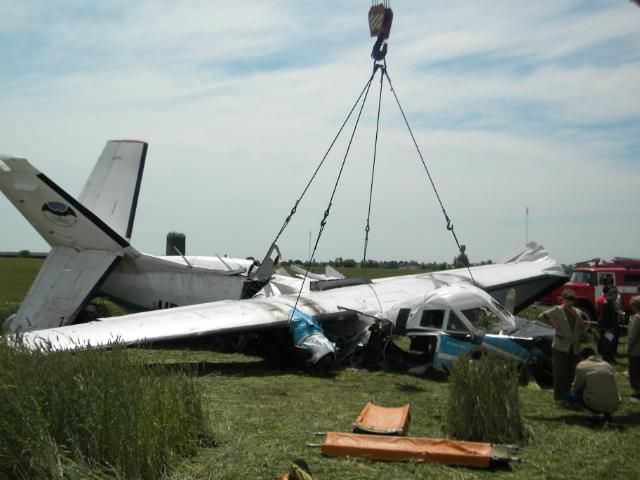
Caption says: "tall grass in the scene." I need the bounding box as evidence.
[0,341,207,480]
[444,353,526,444]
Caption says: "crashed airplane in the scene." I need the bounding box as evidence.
[0,141,299,332]
[17,242,565,382]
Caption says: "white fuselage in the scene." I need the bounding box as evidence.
[100,252,301,312]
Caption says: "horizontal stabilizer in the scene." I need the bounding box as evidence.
[0,156,130,250]
[79,140,147,240]
[4,247,121,331]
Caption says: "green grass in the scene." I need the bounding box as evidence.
[1,258,640,479]
[0,342,207,480]
[0,258,43,302]
[155,347,640,479]
[0,257,44,320]
[445,353,526,444]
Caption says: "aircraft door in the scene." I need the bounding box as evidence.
[394,308,410,334]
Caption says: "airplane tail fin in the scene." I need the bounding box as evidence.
[78,140,147,240]
[0,142,148,331]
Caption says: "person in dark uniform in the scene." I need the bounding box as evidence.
[598,287,620,363]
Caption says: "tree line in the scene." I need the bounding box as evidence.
[286,254,494,271]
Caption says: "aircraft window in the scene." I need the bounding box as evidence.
[446,312,468,333]
[461,307,509,334]
[420,310,444,329]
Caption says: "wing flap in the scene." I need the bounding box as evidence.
[7,247,121,331]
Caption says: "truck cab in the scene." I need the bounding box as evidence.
[540,258,640,321]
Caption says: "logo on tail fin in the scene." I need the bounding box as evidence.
[42,202,78,227]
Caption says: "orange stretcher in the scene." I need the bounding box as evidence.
[319,432,518,468]
[352,402,410,435]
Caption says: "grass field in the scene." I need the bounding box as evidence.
[1,257,639,479]
[0,257,43,320]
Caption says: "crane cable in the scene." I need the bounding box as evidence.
[362,62,385,263]
[264,2,476,314]
[259,66,380,274]
[382,66,476,285]
[289,63,380,320]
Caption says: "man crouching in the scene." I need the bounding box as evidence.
[569,347,621,422]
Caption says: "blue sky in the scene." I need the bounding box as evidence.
[1,0,639,264]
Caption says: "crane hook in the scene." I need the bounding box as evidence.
[368,2,393,61]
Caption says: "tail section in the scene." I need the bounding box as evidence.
[3,247,121,331]
[0,155,129,251]
[79,140,147,240]
[0,141,147,331]
[0,139,147,251]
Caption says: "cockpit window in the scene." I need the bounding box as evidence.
[446,312,469,333]
[420,310,444,329]
[492,299,512,318]
[461,306,512,334]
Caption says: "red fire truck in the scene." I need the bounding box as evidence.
[540,258,640,321]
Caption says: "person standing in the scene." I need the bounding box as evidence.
[596,286,609,323]
[599,287,620,363]
[628,295,640,403]
[539,289,586,404]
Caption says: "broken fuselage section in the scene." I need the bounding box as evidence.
[384,285,554,384]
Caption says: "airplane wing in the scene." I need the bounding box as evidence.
[78,140,147,240]
[14,242,566,348]
[5,247,121,331]
[433,242,567,312]
[18,278,394,351]
[19,295,296,351]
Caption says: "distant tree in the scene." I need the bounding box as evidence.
[18,250,31,258]
[342,258,357,268]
